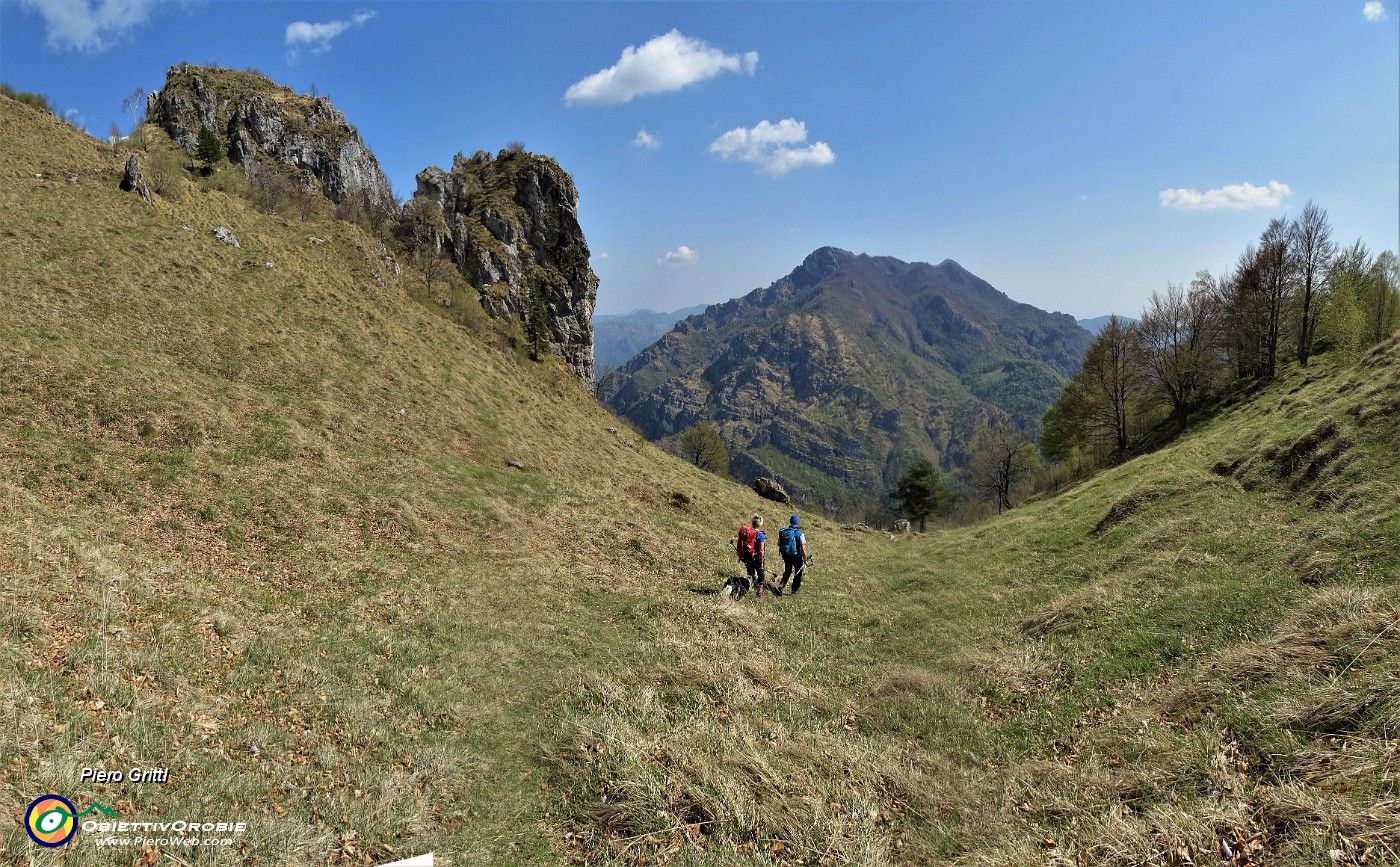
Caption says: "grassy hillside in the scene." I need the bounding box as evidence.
[3,93,1398,867]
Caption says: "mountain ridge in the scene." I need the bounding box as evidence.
[600,247,1092,514]
[593,304,708,376]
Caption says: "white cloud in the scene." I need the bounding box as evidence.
[632,129,662,150]
[657,246,700,267]
[1363,1,1389,20]
[1158,180,1293,210]
[17,0,160,52]
[565,29,758,106]
[709,118,836,177]
[286,8,376,59]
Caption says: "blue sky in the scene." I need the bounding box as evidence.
[2,1,1396,317]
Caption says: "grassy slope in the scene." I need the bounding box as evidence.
[3,96,1398,867]
[0,97,782,865]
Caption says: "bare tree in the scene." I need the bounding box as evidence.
[402,198,451,292]
[120,87,147,151]
[969,417,1039,514]
[1136,277,1222,427]
[1213,244,1277,380]
[421,250,453,294]
[1253,217,1297,378]
[291,178,319,221]
[1079,315,1144,453]
[245,161,293,214]
[1291,201,1337,366]
[1366,251,1400,346]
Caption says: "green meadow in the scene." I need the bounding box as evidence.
[2,95,1397,866]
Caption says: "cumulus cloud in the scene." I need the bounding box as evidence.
[1363,1,1389,21]
[565,29,758,105]
[709,118,836,177]
[16,0,162,52]
[1158,180,1293,210]
[657,246,700,267]
[632,128,662,150]
[286,9,376,59]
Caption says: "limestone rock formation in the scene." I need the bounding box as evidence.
[120,154,153,206]
[146,65,598,387]
[405,148,598,383]
[753,477,791,504]
[147,65,395,214]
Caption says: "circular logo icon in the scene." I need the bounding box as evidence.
[25,795,78,847]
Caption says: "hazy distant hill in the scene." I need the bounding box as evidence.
[594,304,708,375]
[1077,313,1139,334]
[599,247,1093,514]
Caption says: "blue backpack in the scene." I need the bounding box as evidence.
[778,526,801,557]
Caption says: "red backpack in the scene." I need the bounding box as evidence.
[736,525,758,562]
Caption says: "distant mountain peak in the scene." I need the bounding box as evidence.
[599,249,1094,513]
[790,246,857,288]
[935,259,974,281]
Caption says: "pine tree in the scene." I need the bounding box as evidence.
[526,283,551,361]
[195,125,223,174]
[891,459,955,531]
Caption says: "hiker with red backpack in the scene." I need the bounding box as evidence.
[776,514,809,596]
[736,514,767,598]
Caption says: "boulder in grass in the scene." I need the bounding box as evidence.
[753,477,790,504]
[120,154,154,206]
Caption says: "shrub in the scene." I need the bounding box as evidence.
[1,83,54,114]
[145,150,186,200]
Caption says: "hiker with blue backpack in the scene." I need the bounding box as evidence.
[736,514,767,598]
[776,514,810,596]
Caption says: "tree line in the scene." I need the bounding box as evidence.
[1042,201,1397,474]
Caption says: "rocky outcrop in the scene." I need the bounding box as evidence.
[753,477,791,504]
[146,65,598,386]
[147,65,395,214]
[406,149,598,383]
[120,154,153,206]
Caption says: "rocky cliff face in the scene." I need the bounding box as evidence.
[148,65,395,214]
[600,248,1092,515]
[147,65,599,387]
[408,149,598,383]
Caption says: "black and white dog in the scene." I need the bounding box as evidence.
[720,575,752,598]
